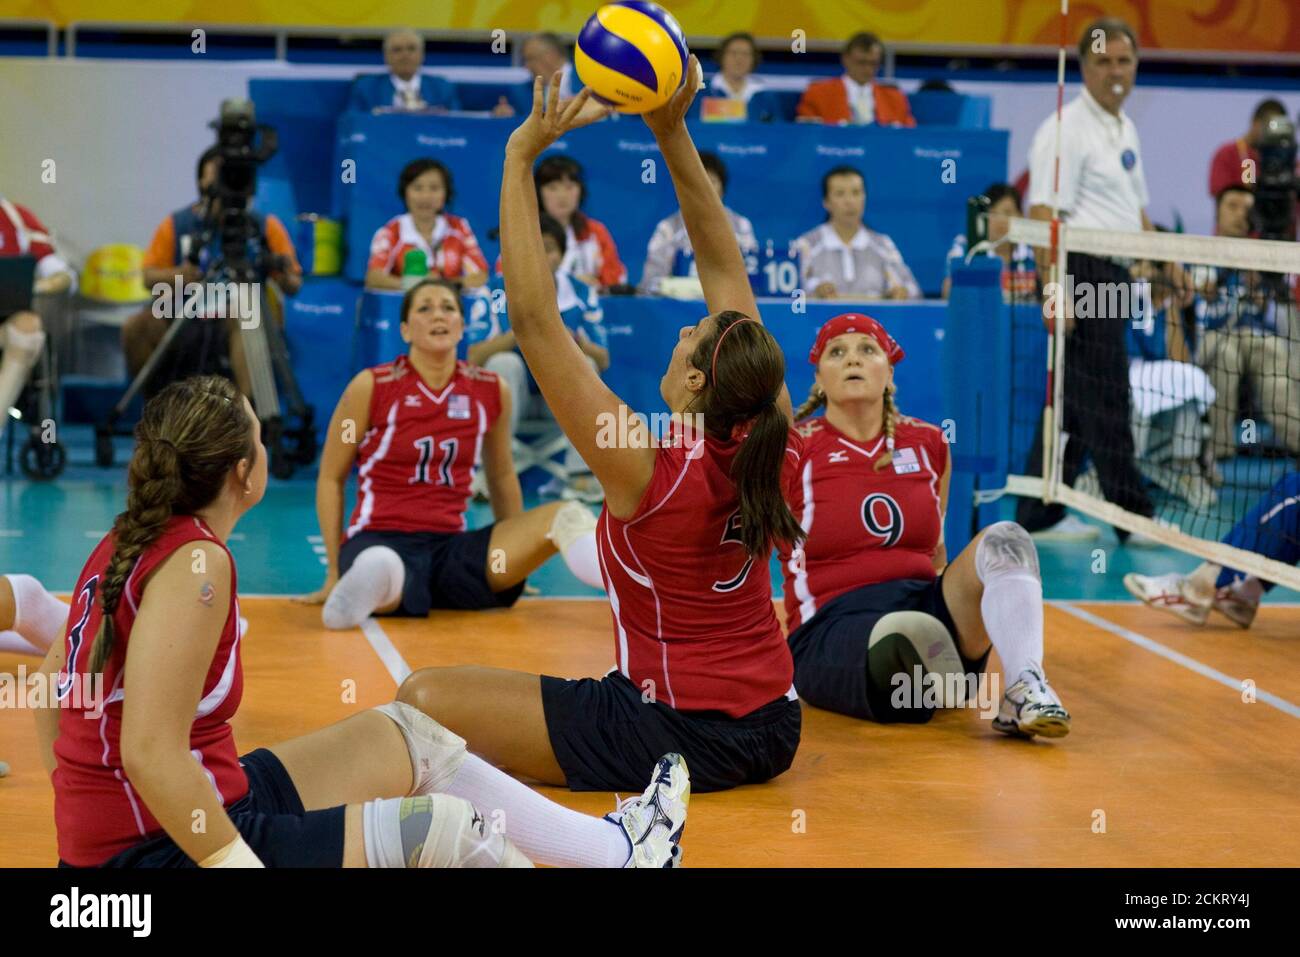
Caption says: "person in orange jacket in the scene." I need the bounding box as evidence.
[796,33,915,128]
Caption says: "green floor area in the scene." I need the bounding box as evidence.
[2,426,1295,603]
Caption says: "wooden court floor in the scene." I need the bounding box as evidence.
[2,598,1298,867]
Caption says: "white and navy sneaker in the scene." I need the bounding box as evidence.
[607,753,690,868]
[993,667,1071,739]
[1123,571,1210,625]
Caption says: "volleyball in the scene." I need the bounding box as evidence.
[574,1,690,113]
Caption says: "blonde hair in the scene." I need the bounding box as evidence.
[794,380,899,471]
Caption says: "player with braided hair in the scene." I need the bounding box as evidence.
[30,374,678,868]
[780,314,1071,737]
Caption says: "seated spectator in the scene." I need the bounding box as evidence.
[639,151,757,294]
[708,32,765,104]
[1208,98,1285,199]
[490,32,578,118]
[467,214,609,502]
[796,32,915,127]
[942,183,1037,300]
[1194,186,1300,463]
[0,194,75,441]
[122,146,303,398]
[796,166,920,300]
[532,155,626,290]
[366,158,489,291]
[1125,260,1217,509]
[348,29,460,113]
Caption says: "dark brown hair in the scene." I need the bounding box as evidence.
[1077,17,1138,62]
[687,311,805,556]
[399,278,464,324]
[717,32,761,70]
[88,376,256,674]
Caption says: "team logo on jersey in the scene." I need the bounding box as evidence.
[448,394,471,420]
[828,449,850,463]
[861,493,904,548]
[403,394,422,408]
[891,447,920,475]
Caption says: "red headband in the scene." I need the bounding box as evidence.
[710,316,760,384]
[808,313,905,366]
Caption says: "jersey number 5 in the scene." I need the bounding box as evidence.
[411,436,458,486]
[57,577,98,700]
[712,510,756,593]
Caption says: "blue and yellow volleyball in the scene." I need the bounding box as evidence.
[574,1,689,114]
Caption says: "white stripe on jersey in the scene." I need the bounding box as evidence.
[626,437,705,526]
[793,458,817,628]
[195,598,242,719]
[100,673,147,837]
[466,399,488,533]
[347,399,400,538]
[596,518,631,678]
[192,748,224,804]
[919,445,942,529]
[618,522,673,709]
[837,434,885,460]
[414,378,456,405]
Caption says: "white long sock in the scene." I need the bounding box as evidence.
[0,630,42,656]
[322,546,404,630]
[980,573,1043,681]
[444,754,628,868]
[0,326,44,440]
[559,532,603,589]
[6,574,69,654]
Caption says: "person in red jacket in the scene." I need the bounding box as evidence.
[1207,98,1286,199]
[796,33,915,128]
[533,155,627,290]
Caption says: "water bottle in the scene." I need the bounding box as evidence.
[401,249,429,290]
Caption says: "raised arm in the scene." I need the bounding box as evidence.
[642,56,792,422]
[500,76,657,517]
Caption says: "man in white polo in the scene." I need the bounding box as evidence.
[1016,16,1165,545]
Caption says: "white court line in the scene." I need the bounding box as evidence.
[0,530,23,537]
[359,618,411,686]
[1053,601,1300,720]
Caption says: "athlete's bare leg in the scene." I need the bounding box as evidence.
[397,665,565,784]
[938,534,993,662]
[484,501,565,592]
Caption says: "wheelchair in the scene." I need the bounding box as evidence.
[3,323,66,481]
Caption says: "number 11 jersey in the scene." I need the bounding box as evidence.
[346,355,501,537]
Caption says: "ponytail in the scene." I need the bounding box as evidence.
[88,376,255,674]
[793,382,826,421]
[690,312,805,556]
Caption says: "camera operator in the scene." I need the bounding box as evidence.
[121,144,302,396]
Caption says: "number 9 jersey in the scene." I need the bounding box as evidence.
[346,355,501,537]
[779,415,948,632]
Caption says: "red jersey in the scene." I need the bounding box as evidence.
[780,415,948,633]
[53,515,246,867]
[367,212,488,280]
[596,426,803,718]
[347,356,501,537]
[0,197,58,264]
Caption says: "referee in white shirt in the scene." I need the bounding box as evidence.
[1017,17,1169,542]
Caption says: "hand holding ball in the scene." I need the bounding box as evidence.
[575,1,690,114]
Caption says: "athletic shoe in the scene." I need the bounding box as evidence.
[1172,469,1218,511]
[546,499,596,554]
[1030,515,1100,542]
[1213,585,1259,629]
[1122,571,1210,624]
[607,753,690,868]
[993,666,1071,739]
[1073,464,1103,500]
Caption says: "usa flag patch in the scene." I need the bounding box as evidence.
[891,446,921,475]
[448,394,471,420]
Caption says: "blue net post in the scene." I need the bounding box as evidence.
[943,257,1011,559]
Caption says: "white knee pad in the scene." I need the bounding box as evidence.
[975,521,1040,583]
[869,611,967,708]
[373,700,467,796]
[362,793,533,868]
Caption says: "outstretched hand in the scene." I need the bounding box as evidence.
[505,72,613,160]
[641,54,703,139]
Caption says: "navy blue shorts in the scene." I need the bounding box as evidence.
[786,576,991,722]
[72,749,346,868]
[540,670,802,794]
[340,525,524,617]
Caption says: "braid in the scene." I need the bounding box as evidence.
[873,385,899,472]
[86,375,254,675]
[793,382,827,422]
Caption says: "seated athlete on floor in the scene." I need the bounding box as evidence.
[299,278,604,629]
[396,67,807,800]
[1124,470,1300,628]
[26,375,683,868]
[779,314,1071,737]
